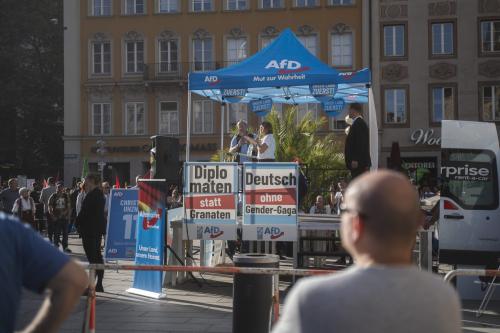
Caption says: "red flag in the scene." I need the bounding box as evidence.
[115,175,121,188]
[43,179,48,188]
[55,171,60,183]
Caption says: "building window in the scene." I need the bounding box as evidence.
[260,0,283,9]
[193,100,213,134]
[295,0,318,7]
[92,0,112,16]
[383,24,405,58]
[431,86,455,123]
[329,116,348,130]
[158,39,178,72]
[431,22,454,56]
[482,85,500,121]
[331,32,353,67]
[329,0,353,5]
[226,38,247,65]
[227,104,247,132]
[92,103,111,135]
[192,38,213,71]
[158,0,179,13]
[481,20,500,54]
[126,40,144,73]
[159,101,179,135]
[384,88,407,124]
[192,0,212,11]
[226,0,247,10]
[92,42,111,75]
[298,35,317,56]
[297,104,319,124]
[125,102,145,135]
[125,0,144,14]
[261,36,276,49]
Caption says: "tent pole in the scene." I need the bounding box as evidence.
[186,91,192,162]
[220,103,225,162]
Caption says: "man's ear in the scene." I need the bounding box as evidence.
[350,216,364,243]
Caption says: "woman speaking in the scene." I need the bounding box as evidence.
[245,121,275,162]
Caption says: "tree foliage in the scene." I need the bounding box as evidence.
[0,0,63,178]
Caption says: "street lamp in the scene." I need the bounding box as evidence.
[96,138,107,181]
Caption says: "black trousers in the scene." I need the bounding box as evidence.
[46,212,55,243]
[350,167,369,180]
[82,234,104,287]
[53,218,69,249]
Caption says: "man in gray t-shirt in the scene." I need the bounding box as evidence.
[0,178,19,213]
[273,170,461,333]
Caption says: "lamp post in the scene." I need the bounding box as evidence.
[96,138,107,181]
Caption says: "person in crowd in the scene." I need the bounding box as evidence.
[102,181,111,219]
[333,180,348,215]
[0,178,19,213]
[69,182,81,234]
[30,182,44,232]
[75,181,86,217]
[273,170,462,333]
[229,120,256,163]
[245,121,276,162]
[327,183,337,209]
[76,174,106,292]
[12,187,37,229]
[309,195,330,214]
[0,213,88,333]
[40,177,57,243]
[48,183,72,252]
[167,187,183,209]
[344,103,371,179]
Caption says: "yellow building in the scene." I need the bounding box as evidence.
[63,0,367,185]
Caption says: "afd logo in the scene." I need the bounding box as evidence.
[265,59,310,74]
[204,75,220,86]
[339,72,355,80]
[113,191,124,198]
[258,227,285,240]
[142,208,163,230]
[201,226,224,239]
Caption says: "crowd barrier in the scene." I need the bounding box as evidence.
[81,264,334,333]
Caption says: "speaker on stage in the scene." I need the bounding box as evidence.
[150,136,180,183]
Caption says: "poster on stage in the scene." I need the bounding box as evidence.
[183,162,238,241]
[104,188,138,261]
[243,162,298,241]
[127,179,167,299]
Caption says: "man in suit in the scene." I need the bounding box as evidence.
[344,103,371,179]
[76,174,106,292]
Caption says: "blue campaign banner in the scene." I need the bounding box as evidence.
[322,98,345,116]
[104,189,139,261]
[249,98,273,117]
[128,179,167,299]
[242,162,298,242]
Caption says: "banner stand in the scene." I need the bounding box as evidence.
[126,287,166,300]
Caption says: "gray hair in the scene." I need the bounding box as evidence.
[19,187,29,195]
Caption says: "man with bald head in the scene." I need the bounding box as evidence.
[273,170,461,333]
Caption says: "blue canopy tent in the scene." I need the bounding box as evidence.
[186,28,377,166]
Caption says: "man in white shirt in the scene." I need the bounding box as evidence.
[273,170,462,333]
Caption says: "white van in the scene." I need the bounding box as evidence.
[439,120,500,265]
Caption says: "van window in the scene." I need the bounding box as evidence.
[441,149,498,210]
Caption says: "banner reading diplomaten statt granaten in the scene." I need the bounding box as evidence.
[127,179,167,299]
[243,162,298,241]
[183,162,238,241]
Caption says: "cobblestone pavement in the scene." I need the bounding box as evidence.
[14,234,500,332]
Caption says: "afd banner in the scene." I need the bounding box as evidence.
[104,188,139,261]
[183,162,238,240]
[243,162,298,241]
[127,179,167,299]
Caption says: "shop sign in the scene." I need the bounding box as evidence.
[410,129,441,146]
